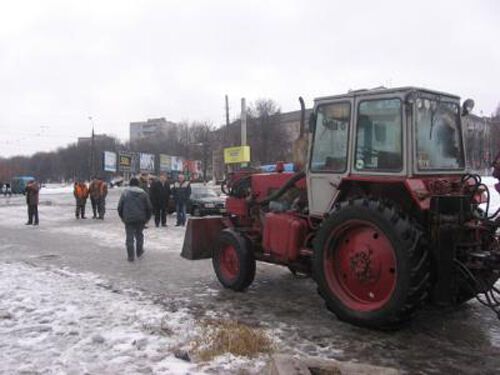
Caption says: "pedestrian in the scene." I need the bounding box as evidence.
[24,179,40,225]
[73,179,89,219]
[172,174,191,227]
[149,173,171,227]
[139,173,150,193]
[5,183,12,197]
[117,177,153,262]
[88,176,99,219]
[96,177,108,219]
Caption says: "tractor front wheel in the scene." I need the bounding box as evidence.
[313,199,430,329]
[213,229,256,291]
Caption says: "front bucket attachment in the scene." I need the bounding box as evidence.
[181,216,226,260]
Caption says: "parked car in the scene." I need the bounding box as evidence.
[167,184,226,216]
[189,184,226,216]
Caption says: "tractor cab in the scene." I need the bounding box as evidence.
[307,87,470,215]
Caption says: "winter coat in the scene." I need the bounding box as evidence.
[117,186,153,224]
[89,180,107,199]
[74,183,89,204]
[25,183,40,206]
[172,181,191,204]
[149,180,171,208]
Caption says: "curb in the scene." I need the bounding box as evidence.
[268,354,400,375]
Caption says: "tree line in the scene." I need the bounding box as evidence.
[0,98,287,183]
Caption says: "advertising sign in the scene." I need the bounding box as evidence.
[224,146,251,164]
[103,151,117,172]
[184,160,202,179]
[159,154,172,172]
[171,156,184,172]
[139,153,155,172]
[118,153,132,172]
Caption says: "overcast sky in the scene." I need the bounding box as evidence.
[1,0,498,157]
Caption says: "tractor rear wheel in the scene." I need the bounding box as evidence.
[212,229,256,291]
[313,199,430,329]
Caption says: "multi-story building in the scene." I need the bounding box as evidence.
[463,114,493,173]
[129,118,176,143]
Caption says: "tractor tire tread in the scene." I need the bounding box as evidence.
[313,198,430,329]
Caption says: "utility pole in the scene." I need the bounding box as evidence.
[241,97,247,146]
[225,95,230,127]
[89,116,96,179]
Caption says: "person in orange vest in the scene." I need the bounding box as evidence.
[73,179,89,219]
[96,177,108,220]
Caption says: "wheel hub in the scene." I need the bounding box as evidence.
[219,244,240,280]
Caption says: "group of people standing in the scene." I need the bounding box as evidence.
[117,173,192,261]
[73,177,108,219]
[20,172,192,262]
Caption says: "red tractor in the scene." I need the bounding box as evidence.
[182,87,500,329]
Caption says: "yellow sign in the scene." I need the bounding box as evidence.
[224,146,251,164]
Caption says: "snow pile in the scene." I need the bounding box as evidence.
[0,262,200,374]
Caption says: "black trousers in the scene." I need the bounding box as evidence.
[90,197,97,217]
[27,205,39,224]
[154,206,167,226]
[97,198,106,218]
[125,222,145,259]
[76,203,86,218]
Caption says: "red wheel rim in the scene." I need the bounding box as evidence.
[323,220,397,312]
[219,244,240,280]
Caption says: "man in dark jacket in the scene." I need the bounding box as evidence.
[25,179,40,225]
[88,177,99,218]
[149,173,171,227]
[172,174,191,227]
[117,177,153,261]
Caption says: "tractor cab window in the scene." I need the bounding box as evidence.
[310,102,351,172]
[415,99,465,170]
[355,98,402,172]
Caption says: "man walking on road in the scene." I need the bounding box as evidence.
[149,173,171,227]
[24,179,40,225]
[73,179,89,219]
[172,174,191,227]
[117,177,153,262]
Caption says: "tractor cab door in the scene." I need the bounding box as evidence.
[307,100,353,216]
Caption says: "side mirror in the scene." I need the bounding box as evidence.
[462,98,475,116]
[308,113,316,133]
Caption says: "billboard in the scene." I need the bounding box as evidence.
[118,153,133,172]
[103,151,117,172]
[159,154,172,172]
[224,146,251,164]
[139,153,155,172]
[171,156,184,172]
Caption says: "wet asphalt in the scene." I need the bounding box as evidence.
[0,189,499,374]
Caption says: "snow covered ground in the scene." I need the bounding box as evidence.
[0,262,197,374]
[0,186,274,374]
[0,261,272,374]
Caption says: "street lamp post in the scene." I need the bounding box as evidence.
[88,116,96,179]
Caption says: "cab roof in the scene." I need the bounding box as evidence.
[314,86,461,103]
